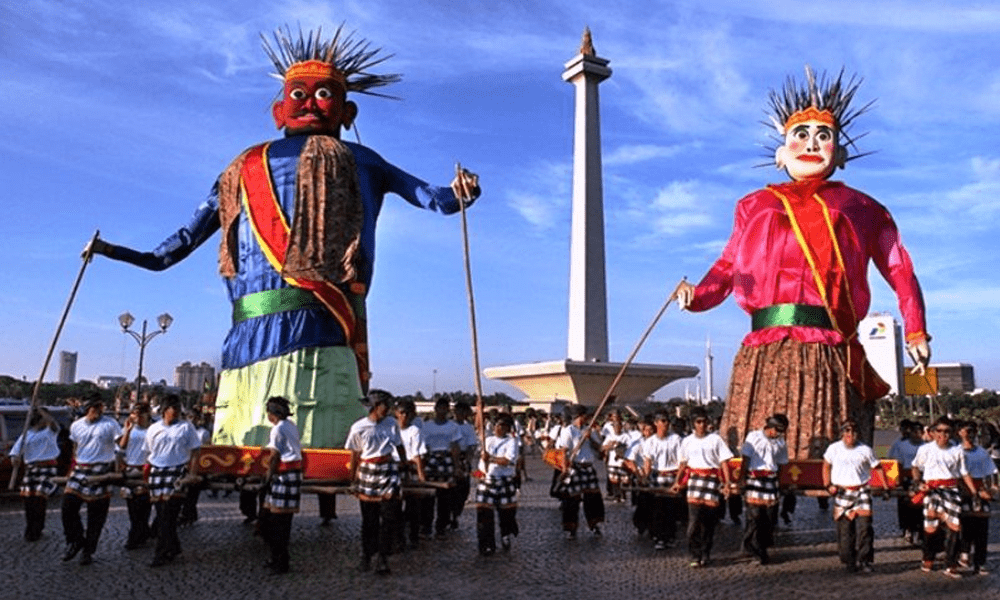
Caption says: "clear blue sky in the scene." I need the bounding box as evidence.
[2,0,998,398]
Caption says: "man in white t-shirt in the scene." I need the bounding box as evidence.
[822,418,882,574]
[957,420,999,575]
[737,413,789,565]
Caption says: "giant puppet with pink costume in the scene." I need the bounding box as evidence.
[674,67,930,459]
[87,25,481,450]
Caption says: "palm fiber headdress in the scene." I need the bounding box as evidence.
[765,66,874,163]
[261,24,402,98]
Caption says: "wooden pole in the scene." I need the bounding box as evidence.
[454,163,487,451]
[9,230,100,490]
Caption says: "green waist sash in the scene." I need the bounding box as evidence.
[232,288,322,324]
[751,304,832,331]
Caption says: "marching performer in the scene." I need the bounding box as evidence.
[9,407,61,542]
[554,405,605,538]
[85,24,481,451]
[736,414,789,565]
[117,402,153,550]
[641,411,682,550]
[394,399,426,550]
[61,394,122,566]
[346,390,406,575]
[475,414,520,555]
[260,397,303,574]
[420,397,463,539]
[674,67,929,458]
[144,395,203,567]
[956,420,999,575]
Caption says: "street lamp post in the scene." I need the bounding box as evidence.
[119,311,173,402]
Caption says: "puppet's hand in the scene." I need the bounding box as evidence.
[82,237,112,260]
[672,279,695,310]
[451,168,480,205]
[907,339,931,375]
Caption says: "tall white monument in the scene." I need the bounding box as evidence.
[484,29,697,406]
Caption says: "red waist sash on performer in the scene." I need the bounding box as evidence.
[749,470,777,478]
[361,455,393,464]
[689,468,720,478]
[927,478,958,488]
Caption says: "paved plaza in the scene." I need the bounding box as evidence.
[2,452,998,600]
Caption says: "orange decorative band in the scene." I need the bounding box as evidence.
[784,107,836,130]
[285,60,346,86]
[906,331,929,343]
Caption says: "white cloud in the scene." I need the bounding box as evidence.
[505,161,572,230]
[604,143,684,166]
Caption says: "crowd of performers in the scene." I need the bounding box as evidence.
[10,393,999,578]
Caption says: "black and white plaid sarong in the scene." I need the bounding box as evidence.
[923,484,962,531]
[833,486,872,520]
[425,451,455,482]
[265,469,302,513]
[20,462,59,497]
[554,462,600,498]
[147,464,187,502]
[607,464,629,483]
[651,470,677,489]
[744,473,780,506]
[475,475,519,508]
[686,472,722,506]
[356,460,400,499]
[65,462,114,500]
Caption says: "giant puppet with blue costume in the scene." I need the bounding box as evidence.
[87,25,481,449]
[673,67,930,459]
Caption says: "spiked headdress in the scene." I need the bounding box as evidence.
[765,66,874,163]
[261,24,402,98]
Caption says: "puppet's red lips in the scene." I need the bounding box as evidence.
[795,154,824,163]
[291,112,321,122]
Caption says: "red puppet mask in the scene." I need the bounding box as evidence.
[271,60,357,136]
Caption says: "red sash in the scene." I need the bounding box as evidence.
[240,143,370,389]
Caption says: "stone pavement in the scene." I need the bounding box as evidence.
[2,453,997,600]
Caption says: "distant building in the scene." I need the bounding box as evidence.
[858,313,906,396]
[931,363,976,394]
[58,351,77,384]
[96,375,128,389]
[174,361,215,392]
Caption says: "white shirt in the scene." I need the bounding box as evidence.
[70,415,122,464]
[481,434,519,479]
[644,433,682,472]
[398,423,426,462]
[913,441,967,481]
[118,425,149,466]
[422,419,462,453]
[10,427,60,463]
[145,419,202,468]
[603,431,631,468]
[679,432,733,470]
[741,430,789,472]
[823,440,879,486]
[267,419,302,463]
[345,415,402,460]
[456,421,479,452]
[556,424,601,464]
[626,434,651,464]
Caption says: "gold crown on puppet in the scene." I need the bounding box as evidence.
[764,65,875,163]
[261,24,402,98]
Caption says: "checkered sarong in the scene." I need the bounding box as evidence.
[20,462,58,497]
[65,462,114,500]
[356,460,400,500]
[923,485,962,531]
[119,466,148,499]
[554,462,600,497]
[147,464,187,502]
[475,475,519,508]
[651,470,677,488]
[686,472,722,507]
[265,469,302,513]
[833,486,872,520]
[744,473,780,506]
[607,464,629,483]
[425,451,455,482]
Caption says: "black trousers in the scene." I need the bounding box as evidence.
[959,514,989,567]
[650,495,677,542]
[360,498,400,558]
[61,494,110,554]
[318,493,337,520]
[923,527,960,566]
[23,495,48,539]
[401,495,422,544]
[835,515,873,566]
[153,496,184,561]
[453,475,471,522]
[743,502,778,554]
[633,491,652,535]
[260,510,294,569]
[125,493,152,546]
[561,491,604,531]
[239,489,258,520]
[476,506,518,553]
[421,487,453,534]
[686,503,719,562]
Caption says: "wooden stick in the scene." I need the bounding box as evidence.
[566,286,680,467]
[8,230,100,491]
[454,163,487,452]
